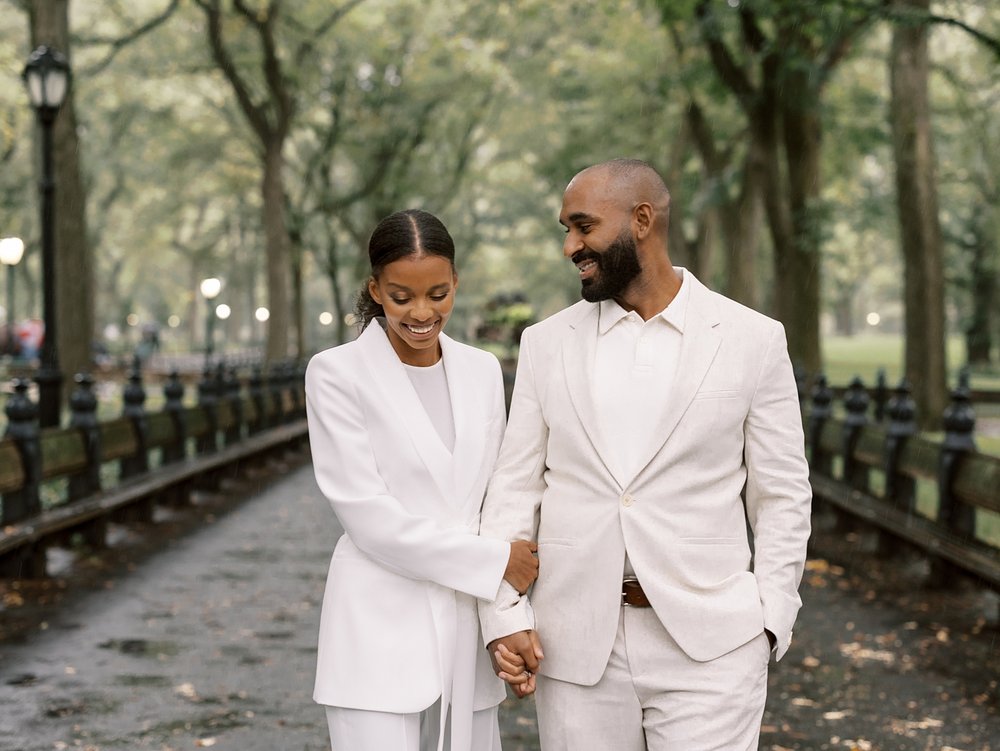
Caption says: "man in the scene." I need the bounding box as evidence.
[478,159,812,750]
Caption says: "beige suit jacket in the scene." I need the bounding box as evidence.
[479,271,812,686]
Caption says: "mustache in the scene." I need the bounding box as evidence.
[571,250,601,266]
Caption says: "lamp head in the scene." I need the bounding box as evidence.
[200,277,222,300]
[22,46,71,111]
[0,237,25,266]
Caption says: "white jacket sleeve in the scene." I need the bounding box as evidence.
[305,356,510,601]
[743,323,813,660]
[478,332,547,642]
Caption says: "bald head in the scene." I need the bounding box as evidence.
[571,159,672,236]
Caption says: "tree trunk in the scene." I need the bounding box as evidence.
[28,0,94,387]
[776,50,823,375]
[965,236,996,365]
[889,0,949,427]
[751,82,815,370]
[720,138,764,309]
[262,139,290,363]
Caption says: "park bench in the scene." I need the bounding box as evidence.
[803,374,1000,592]
[0,361,308,578]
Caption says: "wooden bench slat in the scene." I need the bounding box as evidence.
[99,417,139,461]
[953,453,1000,515]
[810,472,1000,589]
[40,430,88,479]
[146,412,178,449]
[0,440,26,493]
[217,402,236,429]
[185,406,210,437]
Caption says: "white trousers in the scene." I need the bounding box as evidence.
[324,697,501,751]
[535,606,770,751]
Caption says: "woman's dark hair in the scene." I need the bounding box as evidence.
[355,209,456,328]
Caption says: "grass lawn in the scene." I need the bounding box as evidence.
[821,333,1000,390]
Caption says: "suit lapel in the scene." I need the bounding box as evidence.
[628,275,722,483]
[563,304,628,490]
[356,322,454,502]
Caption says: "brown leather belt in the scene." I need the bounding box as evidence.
[622,577,651,608]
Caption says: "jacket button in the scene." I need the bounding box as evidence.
[621,493,634,508]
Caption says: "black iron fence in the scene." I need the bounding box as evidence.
[801,371,1000,592]
[0,359,308,578]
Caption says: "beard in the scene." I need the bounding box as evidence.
[575,229,642,302]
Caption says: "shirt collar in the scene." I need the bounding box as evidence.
[597,268,689,335]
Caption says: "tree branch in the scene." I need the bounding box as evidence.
[197,0,271,140]
[293,0,368,66]
[75,0,182,76]
[695,0,757,112]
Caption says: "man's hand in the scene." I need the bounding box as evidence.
[488,630,544,698]
[503,540,539,594]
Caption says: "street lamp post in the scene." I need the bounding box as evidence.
[200,277,222,366]
[23,46,70,428]
[0,237,25,343]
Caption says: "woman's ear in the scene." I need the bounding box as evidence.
[367,276,381,304]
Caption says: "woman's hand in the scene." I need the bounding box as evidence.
[503,540,539,594]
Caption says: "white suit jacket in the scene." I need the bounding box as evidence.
[305,322,509,730]
[479,271,812,686]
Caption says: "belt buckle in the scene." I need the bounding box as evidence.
[622,576,639,607]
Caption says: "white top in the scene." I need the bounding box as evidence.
[403,358,456,453]
[593,270,689,481]
[594,271,690,576]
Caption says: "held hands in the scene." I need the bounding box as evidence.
[503,540,539,594]
[488,630,544,698]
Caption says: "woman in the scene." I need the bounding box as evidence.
[304,209,538,751]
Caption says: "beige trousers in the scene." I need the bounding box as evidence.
[535,606,770,751]
[324,697,501,751]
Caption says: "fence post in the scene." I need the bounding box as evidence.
[807,374,834,476]
[0,379,45,577]
[2,379,41,524]
[223,365,242,445]
[68,373,105,549]
[68,373,102,501]
[793,365,808,407]
[883,379,917,507]
[269,363,285,424]
[878,379,917,557]
[929,374,977,585]
[197,365,218,455]
[841,376,870,492]
[121,359,149,479]
[872,368,889,423]
[289,361,305,418]
[162,370,186,464]
[249,366,265,434]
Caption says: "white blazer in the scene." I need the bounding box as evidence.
[304,322,509,740]
[479,270,812,686]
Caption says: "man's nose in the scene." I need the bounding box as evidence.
[563,231,582,259]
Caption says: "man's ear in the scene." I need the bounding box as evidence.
[633,202,654,239]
